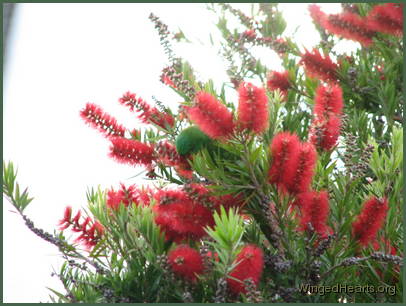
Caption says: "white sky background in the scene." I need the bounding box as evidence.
[3,3,344,302]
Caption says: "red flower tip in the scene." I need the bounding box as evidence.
[168,245,204,281]
[119,92,174,130]
[367,3,403,37]
[59,207,104,250]
[308,4,327,26]
[80,103,126,138]
[58,206,73,230]
[107,183,137,210]
[237,82,269,134]
[268,132,301,192]
[242,29,257,40]
[314,83,344,116]
[227,245,264,295]
[297,190,330,238]
[109,137,154,166]
[188,91,235,140]
[300,49,338,83]
[352,197,389,246]
[267,71,291,99]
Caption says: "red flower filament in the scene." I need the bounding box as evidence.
[153,189,214,242]
[119,91,175,130]
[58,207,104,249]
[268,132,301,191]
[300,49,338,83]
[352,197,389,246]
[298,190,331,238]
[80,103,126,138]
[267,71,291,99]
[227,245,264,295]
[109,137,154,166]
[237,82,269,134]
[367,3,403,37]
[283,142,317,195]
[187,91,235,140]
[168,245,204,281]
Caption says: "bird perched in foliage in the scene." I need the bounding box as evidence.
[175,126,213,156]
[175,125,239,165]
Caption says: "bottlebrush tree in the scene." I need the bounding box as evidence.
[3,3,404,303]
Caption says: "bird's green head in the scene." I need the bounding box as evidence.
[175,126,213,156]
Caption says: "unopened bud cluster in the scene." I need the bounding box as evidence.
[161,65,196,100]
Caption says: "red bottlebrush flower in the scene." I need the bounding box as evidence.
[297,191,330,238]
[237,82,269,134]
[227,245,264,295]
[107,183,139,210]
[156,141,189,168]
[58,206,73,230]
[58,207,104,250]
[367,3,403,36]
[187,91,235,140]
[80,103,126,138]
[153,189,214,242]
[75,219,105,249]
[283,142,317,195]
[119,91,175,130]
[242,29,256,40]
[168,245,204,281]
[352,197,388,246]
[323,12,376,47]
[174,164,194,179]
[309,114,341,151]
[308,4,327,27]
[268,132,301,191]
[267,71,291,99]
[313,84,344,116]
[300,49,338,83]
[109,137,154,166]
[213,192,246,213]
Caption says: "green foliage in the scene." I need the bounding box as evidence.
[3,161,34,212]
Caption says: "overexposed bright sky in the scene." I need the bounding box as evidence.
[3,3,344,302]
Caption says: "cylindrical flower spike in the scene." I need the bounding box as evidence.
[300,49,338,83]
[352,197,388,246]
[309,114,341,151]
[109,137,155,166]
[283,142,317,195]
[322,12,376,47]
[168,245,204,281]
[268,132,301,192]
[187,91,235,140]
[227,245,264,295]
[297,190,331,238]
[367,3,403,36]
[237,82,269,134]
[308,4,327,26]
[80,103,126,138]
[119,91,175,130]
[313,84,344,116]
[266,71,291,99]
[153,189,214,242]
